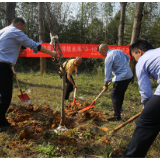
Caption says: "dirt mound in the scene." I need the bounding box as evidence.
[65,102,108,123]
[55,136,76,146]
[7,102,108,150]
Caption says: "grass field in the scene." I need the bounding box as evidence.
[0,68,160,158]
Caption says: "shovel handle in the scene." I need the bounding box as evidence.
[15,76,21,88]
[73,74,77,104]
[95,89,105,102]
[15,76,23,95]
[94,81,111,101]
[95,81,111,102]
[78,100,95,113]
[78,82,112,113]
[109,112,141,135]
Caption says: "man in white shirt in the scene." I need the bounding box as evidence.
[0,17,57,132]
[122,39,160,158]
[97,44,133,121]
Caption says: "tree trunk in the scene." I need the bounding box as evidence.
[38,2,46,74]
[60,71,66,126]
[5,2,16,26]
[81,2,84,43]
[131,2,144,44]
[118,2,127,45]
[130,2,144,81]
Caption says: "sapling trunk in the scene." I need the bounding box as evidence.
[60,68,66,126]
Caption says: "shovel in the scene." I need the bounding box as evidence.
[15,76,31,105]
[93,112,141,136]
[78,82,112,114]
[70,74,79,105]
[109,111,141,135]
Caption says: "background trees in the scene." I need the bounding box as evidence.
[0,2,160,72]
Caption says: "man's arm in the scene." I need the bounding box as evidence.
[11,66,17,77]
[67,73,76,88]
[104,56,113,83]
[40,46,57,58]
[75,68,78,74]
[123,52,130,62]
[15,31,57,58]
[136,66,153,107]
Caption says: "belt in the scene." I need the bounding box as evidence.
[0,62,12,67]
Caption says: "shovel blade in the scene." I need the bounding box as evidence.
[78,105,95,114]
[70,102,79,105]
[93,126,109,136]
[18,93,31,104]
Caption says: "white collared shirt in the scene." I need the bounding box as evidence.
[136,48,160,105]
[0,25,41,65]
[104,49,133,83]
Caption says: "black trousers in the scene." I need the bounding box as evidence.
[0,63,13,125]
[122,95,160,158]
[111,77,132,119]
[60,74,75,100]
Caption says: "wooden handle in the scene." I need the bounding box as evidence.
[95,89,105,101]
[73,74,77,104]
[74,74,77,97]
[94,81,112,102]
[78,81,112,113]
[15,76,23,95]
[15,76,21,89]
[109,112,141,135]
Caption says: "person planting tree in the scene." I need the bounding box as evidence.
[122,39,160,158]
[59,57,82,102]
[0,17,57,132]
[97,44,133,121]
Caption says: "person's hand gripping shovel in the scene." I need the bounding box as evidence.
[70,74,79,105]
[15,76,31,105]
[78,82,111,114]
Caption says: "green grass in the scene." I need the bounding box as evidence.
[0,69,160,158]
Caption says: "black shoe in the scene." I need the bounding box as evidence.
[0,126,6,132]
[4,121,11,126]
[0,119,11,127]
[107,116,121,121]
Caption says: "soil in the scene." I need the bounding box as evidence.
[5,102,123,157]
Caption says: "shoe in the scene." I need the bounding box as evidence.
[0,119,11,127]
[0,126,6,132]
[4,121,11,126]
[107,116,121,121]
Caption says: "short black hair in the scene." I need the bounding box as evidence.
[12,17,25,25]
[97,44,101,51]
[21,45,26,49]
[130,39,154,58]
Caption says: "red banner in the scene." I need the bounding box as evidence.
[19,43,133,60]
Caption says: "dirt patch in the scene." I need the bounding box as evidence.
[55,136,76,146]
[7,102,109,153]
[112,146,126,157]
[65,102,108,123]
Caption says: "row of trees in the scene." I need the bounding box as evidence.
[1,2,159,80]
[1,2,160,46]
